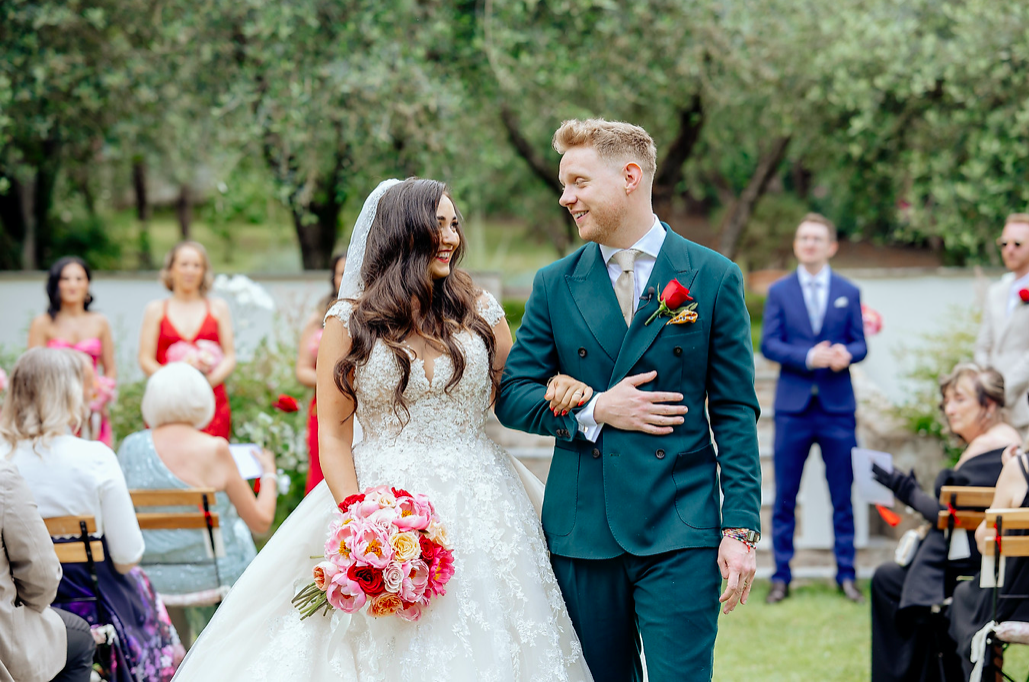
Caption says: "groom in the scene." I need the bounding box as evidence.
[496,119,761,682]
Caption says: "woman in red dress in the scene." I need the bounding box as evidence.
[138,241,236,439]
[296,253,346,493]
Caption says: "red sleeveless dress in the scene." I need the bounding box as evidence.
[155,301,232,438]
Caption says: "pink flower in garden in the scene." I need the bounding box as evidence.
[0,367,7,393]
[861,304,883,337]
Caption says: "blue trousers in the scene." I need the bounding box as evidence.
[771,396,856,584]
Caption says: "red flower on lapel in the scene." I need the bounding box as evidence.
[645,279,697,326]
[1019,288,1029,303]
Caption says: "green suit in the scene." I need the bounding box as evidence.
[496,224,761,681]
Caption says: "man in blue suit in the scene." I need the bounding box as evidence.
[760,213,867,604]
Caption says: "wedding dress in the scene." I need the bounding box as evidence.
[171,292,592,681]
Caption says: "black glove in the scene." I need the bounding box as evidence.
[872,463,941,523]
[871,464,919,506]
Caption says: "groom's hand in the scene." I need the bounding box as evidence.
[593,371,687,435]
[718,536,757,614]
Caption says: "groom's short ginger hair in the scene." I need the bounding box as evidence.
[552,119,657,179]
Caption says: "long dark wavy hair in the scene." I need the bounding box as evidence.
[46,257,93,320]
[333,178,498,425]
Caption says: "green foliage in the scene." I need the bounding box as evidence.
[502,299,526,335]
[49,215,122,270]
[893,305,980,463]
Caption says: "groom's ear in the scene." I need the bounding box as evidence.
[623,162,644,195]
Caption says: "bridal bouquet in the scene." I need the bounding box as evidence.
[292,486,455,623]
[165,340,224,373]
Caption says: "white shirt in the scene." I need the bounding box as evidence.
[5,434,146,565]
[576,217,667,442]
[1008,272,1029,316]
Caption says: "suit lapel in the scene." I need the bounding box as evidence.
[820,274,845,338]
[996,277,1018,346]
[565,243,626,362]
[609,230,696,387]
[787,273,816,338]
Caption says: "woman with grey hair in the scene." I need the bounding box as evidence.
[117,362,277,642]
[869,363,1021,681]
[2,347,182,682]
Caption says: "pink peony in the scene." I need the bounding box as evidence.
[325,520,358,565]
[350,524,395,569]
[861,304,883,337]
[398,601,423,622]
[326,574,366,613]
[313,562,339,591]
[394,495,432,532]
[425,548,455,598]
[400,559,430,603]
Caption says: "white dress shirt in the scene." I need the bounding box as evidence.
[1008,272,1029,316]
[4,434,146,565]
[797,264,831,370]
[575,217,667,442]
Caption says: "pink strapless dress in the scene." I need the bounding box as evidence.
[46,337,114,446]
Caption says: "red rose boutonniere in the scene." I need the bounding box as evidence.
[1019,288,1029,304]
[645,279,698,326]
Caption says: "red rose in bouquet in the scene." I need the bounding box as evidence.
[347,564,386,596]
[273,394,300,413]
[339,493,366,513]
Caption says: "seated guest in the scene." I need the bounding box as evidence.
[949,445,1029,680]
[1,348,182,682]
[0,459,95,682]
[117,363,277,637]
[870,364,1020,682]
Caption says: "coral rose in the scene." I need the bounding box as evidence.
[368,592,403,618]
[313,561,339,591]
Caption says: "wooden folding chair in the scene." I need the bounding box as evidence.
[937,486,996,599]
[129,489,223,592]
[44,515,105,616]
[980,508,1029,682]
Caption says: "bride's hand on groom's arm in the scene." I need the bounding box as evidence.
[592,371,687,435]
[544,375,594,415]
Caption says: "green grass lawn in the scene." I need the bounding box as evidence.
[714,580,1029,681]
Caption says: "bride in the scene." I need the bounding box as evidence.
[172,179,594,681]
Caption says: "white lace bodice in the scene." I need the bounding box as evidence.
[325,292,505,450]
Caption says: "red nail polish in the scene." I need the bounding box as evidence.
[562,410,568,416]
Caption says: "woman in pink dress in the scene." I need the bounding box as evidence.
[138,241,237,439]
[28,256,117,446]
[296,253,346,493]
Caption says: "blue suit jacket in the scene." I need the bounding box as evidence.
[760,271,867,414]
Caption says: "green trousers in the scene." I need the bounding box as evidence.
[550,547,721,682]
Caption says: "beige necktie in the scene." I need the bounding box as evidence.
[611,249,641,326]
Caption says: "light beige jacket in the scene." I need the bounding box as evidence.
[975,273,1029,429]
[0,460,66,682]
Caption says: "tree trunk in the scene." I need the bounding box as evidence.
[0,171,25,270]
[652,93,705,224]
[717,135,792,260]
[28,138,61,269]
[292,199,340,270]
[176,184,192,239]
[497,104,575,252]
[132,159,154,269]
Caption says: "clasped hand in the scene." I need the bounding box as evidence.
[544,371,687,435]
[809,341,852,372]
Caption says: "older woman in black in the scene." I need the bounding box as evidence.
[870,364,1020,682]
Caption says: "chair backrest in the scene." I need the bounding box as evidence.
[937,486,996,531]
[43,516,106,564]
[129,489,220,531]
[984,508,1029,558]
